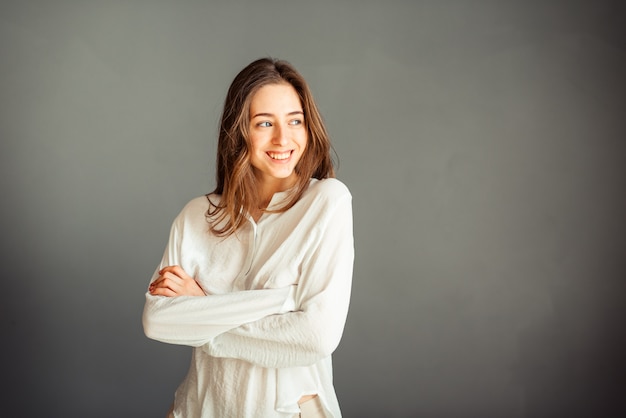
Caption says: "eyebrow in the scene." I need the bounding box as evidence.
[251,110,304,119]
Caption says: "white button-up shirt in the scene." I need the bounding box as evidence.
[143,178,354,417]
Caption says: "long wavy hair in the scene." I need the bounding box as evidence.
[207,58,335,236]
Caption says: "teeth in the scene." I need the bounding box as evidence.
[268,151,291,160]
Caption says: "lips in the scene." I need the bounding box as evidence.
[267,151,293,160]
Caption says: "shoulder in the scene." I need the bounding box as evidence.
[295,178,353,230]
[306,178,352,201]
[295,178,352,220]
[180,195,212,214]
[172,195,214,225]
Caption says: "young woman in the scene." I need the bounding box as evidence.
[142,58,354,418]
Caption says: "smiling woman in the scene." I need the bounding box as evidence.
[207,58,335,237]
[142,58,354,418]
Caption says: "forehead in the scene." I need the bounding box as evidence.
[250,83,302,112]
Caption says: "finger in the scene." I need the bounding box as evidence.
[159,265,184,276]
[150,277,181,294]
[161,265,192,281]
[157,275,183,293]
[149,286,178,297]
[163,271,184,287]
[148,275,169,291]
[150,276,165,287]
[159,265,175,275]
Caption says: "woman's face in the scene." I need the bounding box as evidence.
[248,83,307,194]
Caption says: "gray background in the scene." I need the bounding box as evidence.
[1,1,625,417]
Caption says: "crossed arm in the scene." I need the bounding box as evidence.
[142,266,297,346]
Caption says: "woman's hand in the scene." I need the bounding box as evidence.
[148,265,206,297]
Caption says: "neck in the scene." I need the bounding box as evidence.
[256,175,298,208]
[252,182,290,223]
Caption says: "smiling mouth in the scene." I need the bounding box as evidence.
[267,151,292,160]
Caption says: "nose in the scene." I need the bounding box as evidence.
[272,123,289,146]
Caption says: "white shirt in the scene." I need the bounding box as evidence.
[143,178,354,417]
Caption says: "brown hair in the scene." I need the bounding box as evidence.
[207,57,335,236]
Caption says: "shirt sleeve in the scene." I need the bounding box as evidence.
[142,287,297,347]
[142,210,297,347]
[202,193,354,368]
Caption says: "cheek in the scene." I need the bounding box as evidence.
[248,135,264,154]
[299,132,309,150]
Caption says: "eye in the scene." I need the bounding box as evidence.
[257,121,272,127]
[288,119,303,126]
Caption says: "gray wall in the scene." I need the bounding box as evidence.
[2,1,624,417]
